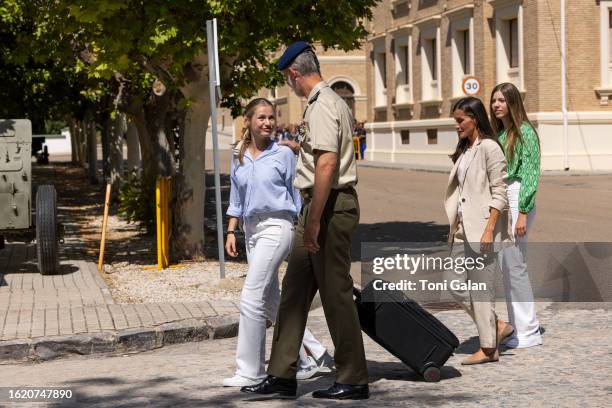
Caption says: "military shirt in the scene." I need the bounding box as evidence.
[294,81,358,190]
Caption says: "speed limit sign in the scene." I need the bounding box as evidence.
[462,76,482,96]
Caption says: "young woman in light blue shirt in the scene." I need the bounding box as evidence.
[223,98,332,387]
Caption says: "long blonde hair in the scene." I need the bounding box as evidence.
[233,98,275,165]
[489,82,540,163]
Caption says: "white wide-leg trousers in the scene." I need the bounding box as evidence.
[498,181,543,348]
[235,212,326,380]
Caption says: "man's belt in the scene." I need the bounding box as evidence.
[300,185,355,200]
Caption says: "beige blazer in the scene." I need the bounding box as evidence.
[444,138,512,252]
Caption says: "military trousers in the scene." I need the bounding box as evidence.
[267,187,368,385]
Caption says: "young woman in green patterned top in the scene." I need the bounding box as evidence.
[490,82,543,349]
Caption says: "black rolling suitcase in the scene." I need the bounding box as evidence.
[354,281,459,382]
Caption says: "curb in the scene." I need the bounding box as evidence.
[357,161,612,176]
[0,314,239,364]
[357,161,448,174]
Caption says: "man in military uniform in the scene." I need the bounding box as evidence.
[242,42,369,400]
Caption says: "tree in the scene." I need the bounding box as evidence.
[14,0,380,259]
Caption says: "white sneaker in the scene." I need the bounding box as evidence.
[503,334,543,349]
[222,375,261,387]
[314,351,335,373]
[296,356,320,380]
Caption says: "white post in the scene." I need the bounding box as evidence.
[561,0,569,170]
[207,18,225,279]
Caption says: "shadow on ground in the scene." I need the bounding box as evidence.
[60,364,471,407]
[12,162,449,272]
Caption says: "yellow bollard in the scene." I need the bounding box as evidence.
[156,177,171,270]
[162,177,170,267]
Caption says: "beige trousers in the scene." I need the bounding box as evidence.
[446,223,498,348]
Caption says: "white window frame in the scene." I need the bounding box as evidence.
[446,6,474,97]
[372,37,387,108]
[492,0,524,91]
[392,27,414,105]
[597,1,612,104]
[417,17,442,102]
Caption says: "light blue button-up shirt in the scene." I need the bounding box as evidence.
[226,141,301,219]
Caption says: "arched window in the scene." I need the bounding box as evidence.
[331,81,355,115]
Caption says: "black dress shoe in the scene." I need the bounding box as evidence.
[240,375,297,398]
[312,382,369,400]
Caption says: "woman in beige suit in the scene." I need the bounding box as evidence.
[444,97,514,365]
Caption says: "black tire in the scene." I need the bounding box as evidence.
[36,185,59,275]
[423,366,441,383]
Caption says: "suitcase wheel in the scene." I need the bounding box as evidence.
[422,366,441,382]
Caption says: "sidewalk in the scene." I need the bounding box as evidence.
[0,242,240,363]
[1,302,610,406]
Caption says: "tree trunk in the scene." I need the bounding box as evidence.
[127,97,174,182]
[128,108,155,181]
[109,113,126,201]
[172,99,210,260]
[68,118,79,163]
[144,93,175,177]
[101,112,111,181]
[85,112,98,184]
[78,121,87,168]
[126,120,141,174]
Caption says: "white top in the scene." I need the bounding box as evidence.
[457,141,478,186]
[456,140,479,219]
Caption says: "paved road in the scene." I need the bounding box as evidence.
[1,304,610,407]
[206,150,612,243]
[3,153,606,406]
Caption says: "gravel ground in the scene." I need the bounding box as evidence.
[99,212,287,304]
[103,259,282,304]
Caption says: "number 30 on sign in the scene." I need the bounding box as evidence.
[461,76,482,96]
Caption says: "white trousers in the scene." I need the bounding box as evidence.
[498,181,543,348]
[235,212,326,380]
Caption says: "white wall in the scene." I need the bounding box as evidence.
[39,129,72,156]
[366,112,612,171]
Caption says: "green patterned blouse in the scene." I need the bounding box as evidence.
[498,122,541,213]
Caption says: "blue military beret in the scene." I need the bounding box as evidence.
[277,41,312,70]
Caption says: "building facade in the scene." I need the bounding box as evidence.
[365,0,612,171]
[213,43,368,148]
[268,44,368,129]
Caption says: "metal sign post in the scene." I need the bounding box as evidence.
[206,18,225,279]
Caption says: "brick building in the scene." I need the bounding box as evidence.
[364,0,612,171]
[214,44,368,147]
[268,44,368,128]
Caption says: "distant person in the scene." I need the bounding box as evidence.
[274,123,286,142]
[444,96,513,365]
[355,122,366,159]
[223,98,333,388]
[288,124,297,140]
[352,134,360,160]
[491,82,543,349]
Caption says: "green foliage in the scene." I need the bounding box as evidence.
[44,119,66,134]
[57,0,380,115]
[0,0,108,128]
[118,171,156,234]
[3,0,380,125]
